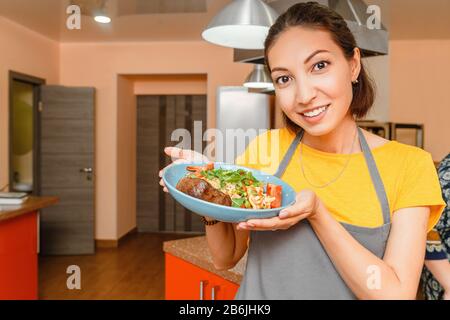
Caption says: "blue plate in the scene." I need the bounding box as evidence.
[162,162,296,223]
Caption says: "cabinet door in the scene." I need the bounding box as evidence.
[165,253,209,300]
[204,269,240,300]
[165,253,239,300]
[0,212,38,299]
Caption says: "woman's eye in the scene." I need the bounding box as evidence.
[313,61,329,71]
[275,76,290,85]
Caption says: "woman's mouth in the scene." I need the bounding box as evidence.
[299,104,330,124]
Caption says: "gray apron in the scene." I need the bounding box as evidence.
[235,127,391,300]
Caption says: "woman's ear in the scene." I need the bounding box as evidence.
[350,47,362,82]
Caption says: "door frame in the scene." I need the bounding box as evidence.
[9,71,46,195]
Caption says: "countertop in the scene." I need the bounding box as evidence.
[163,236,246,284]
[0,196,59,222]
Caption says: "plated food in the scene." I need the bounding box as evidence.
[162,162,296,223]
[175,163,282,209]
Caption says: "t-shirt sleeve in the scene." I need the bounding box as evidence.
[392,149,446,232]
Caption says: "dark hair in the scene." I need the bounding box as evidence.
[264,1,376,134]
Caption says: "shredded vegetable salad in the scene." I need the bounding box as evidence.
[185,163,282,209]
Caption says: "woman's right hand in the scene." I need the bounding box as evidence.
[159,147,209,193]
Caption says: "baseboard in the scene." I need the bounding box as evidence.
[95,239,118,248]
[95,226,138,249]
[118,226,138,245]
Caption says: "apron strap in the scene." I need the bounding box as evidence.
[274,130,304,178]
[274,127,391,225]
[357,127,391,225]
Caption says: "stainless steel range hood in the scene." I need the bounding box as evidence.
[234,0,388,64]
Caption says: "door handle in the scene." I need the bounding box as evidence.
[211,285,217,300]
[80,167,93,181]
[199,280,207,300]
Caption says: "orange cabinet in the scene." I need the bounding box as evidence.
[165,253,239,300]
[0,211,38,300]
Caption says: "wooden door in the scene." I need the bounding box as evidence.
[137,95,206,233]
[39,86,95,255]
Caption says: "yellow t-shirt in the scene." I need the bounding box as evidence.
[235,127,445,232]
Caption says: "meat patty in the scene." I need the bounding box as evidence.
[176,177,232,206]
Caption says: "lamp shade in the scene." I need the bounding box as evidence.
[202,0,279,49]
[244,64,273,88]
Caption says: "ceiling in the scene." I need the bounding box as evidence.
[0,0,448,42]
[0,0,232,42]
[366,0,450,40]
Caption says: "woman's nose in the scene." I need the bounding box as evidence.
[295,78,317,105]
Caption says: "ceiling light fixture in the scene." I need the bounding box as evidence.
[243,64,273,89]
[202,0,278,49]
[94,14,111,24]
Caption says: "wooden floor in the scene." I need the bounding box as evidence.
[38,232,200,300]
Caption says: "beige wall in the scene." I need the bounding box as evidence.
[0,16,59,192]
[116,75,136,239]
[389,39,450,162]
[133,74,207,95]
[59,42,252,240]
[364,55,390,122]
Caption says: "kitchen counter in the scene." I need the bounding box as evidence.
[163,236,246,284]
[0,196,59,222]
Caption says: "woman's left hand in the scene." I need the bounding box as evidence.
[237,189,324,231]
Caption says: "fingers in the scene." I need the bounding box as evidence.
[159,146,209,179]
[164,146,190,160]
[278,201,309,219]
[159,146,209,194]
[236,204,312,231]
[237,217,289,231]
[164,146,209,162]
[164,146,183,158]
[159,158,190,192]
[278,190,315,219]
[159,178,168,193]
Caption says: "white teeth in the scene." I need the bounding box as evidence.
[302,106,327,117]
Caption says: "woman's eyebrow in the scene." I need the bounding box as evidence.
[270,67,289,74]
[304,49,330,64]
[270,49,330,74]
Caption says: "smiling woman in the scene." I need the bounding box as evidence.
[159,2,446,300]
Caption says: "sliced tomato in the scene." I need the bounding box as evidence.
[187,162,213,173]
[186,166,202,172]
[267,183,282,208]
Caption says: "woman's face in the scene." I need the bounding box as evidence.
[268,26,361,136]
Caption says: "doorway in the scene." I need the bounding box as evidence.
[9,71,45,195]
[9,73,96,255]
[136,95,207,233]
